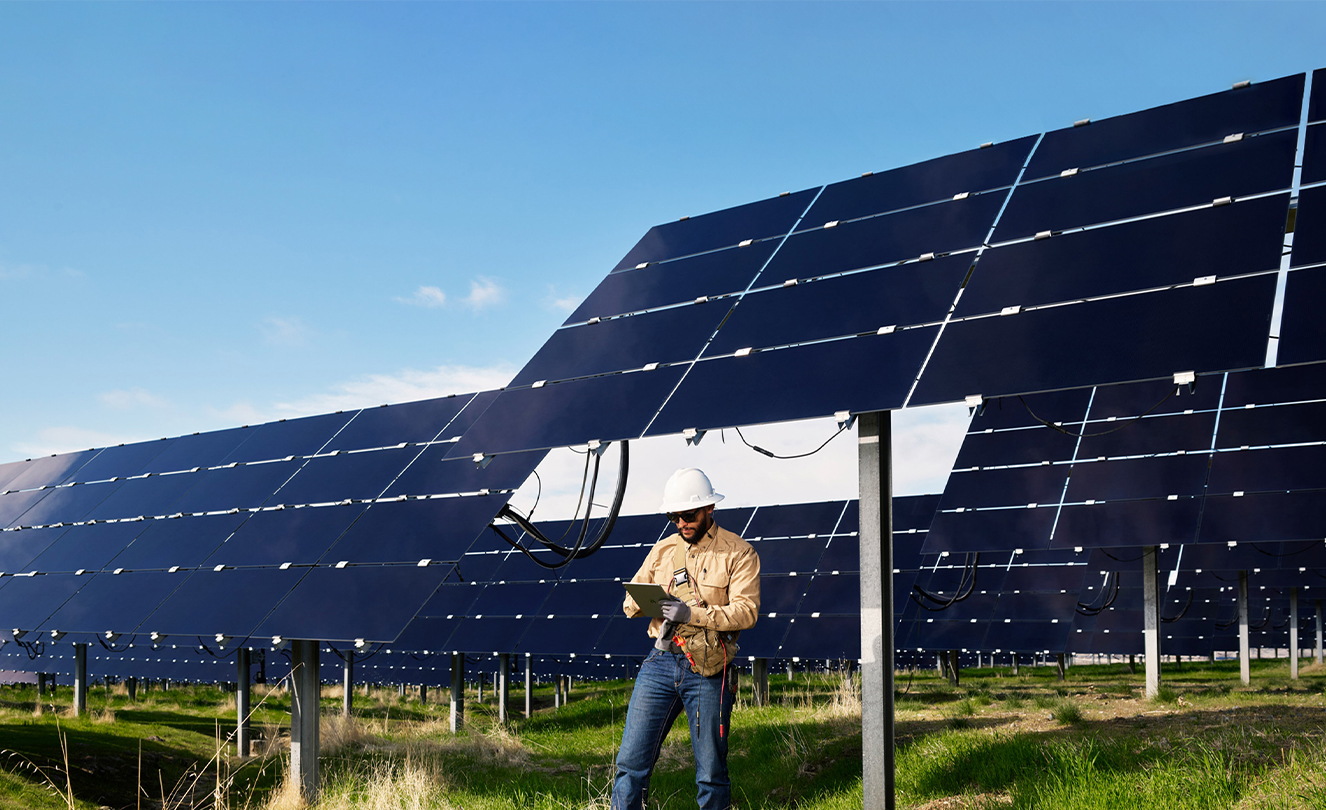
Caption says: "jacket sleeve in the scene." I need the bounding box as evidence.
[689,544,760,632]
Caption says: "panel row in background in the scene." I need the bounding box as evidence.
[926,364,1326,553]
[446,71,1322,461]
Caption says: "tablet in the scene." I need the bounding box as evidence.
[624,582,671,618]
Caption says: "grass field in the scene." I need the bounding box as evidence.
[1,658,1324,809]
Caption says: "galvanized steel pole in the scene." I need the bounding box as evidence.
[1238,571,1251,685]
[858,411,894,810]
[1142,546,1161,699]
[237,648,251,757]
[289,640,321,802]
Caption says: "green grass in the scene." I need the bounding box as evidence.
[1,659,1323,809]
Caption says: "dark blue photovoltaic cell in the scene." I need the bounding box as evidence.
[958,195,1289,317]
[138,427,254,475]
[1077,412,1217,458]
[0,525,67,573]
[923,507,1055,553]
[752,539,827,575]
[994,131,1297,241]
[322,497,509,565]
[24,522,144,573]
[569,241,779,323]
[1025,74,1304,179]
[256,565,450,643]
[594,616,650,655]
[204,504,365,567]
[169,459,299,513]
[803,137,1036,224]
[938,465,1070,510]
[436,390,501,441]
[520,617,608,654]
[1207,446,1326,493]
[760,194,1002,281]
[0,490,53,529]
[705,255,969,356]
[1216,401,1326,447]
[993,592,1081,621]
[911,276,1277,407]
[446,617,532,653]
[0,573,85,632]
[798,574,859,615]
[647,327,938,436]
[909,619,988,651]
[1178,542,1288,570]
[1277,268,1326,366]
[108,513,247,570]
[36,571,182,635]
[1050,500,1202,548]
[728,616,790,658]
[272,448,413,505]
[892,494,942,533]
[551,544,646,581]
[968,389,1092,431]
[1311,69,1326,122]
[1222,365,1326,407]
[0,451,100,493]
[953,428,1078,469]
[780,616,860,659]
[68,440,175,484]
[142,566,300,637]
[745,501,846,538]
[414,583,484,618]
[992,622,1069,652]
[325,396,474,452]
[1066,456,1212,501]
[760,575,810,614]
[1302,124,1326,185]
[817,538,858,573]
[455,550,509,583]
[0,460,30,492]
[383,448,542,497]
[449,367,686,457]
[1198,491,1326,543]
[1088,377,1222,417]
[12,480,123,527]
[1002,562,1088,591]
[84,471,206,521]
[1290,186,1326,268]
[541,580,626,617]
[513,301,734,387]
[469,582,554,616]
[222,412,355,465]
[611,188,818,271]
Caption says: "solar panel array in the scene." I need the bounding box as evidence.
[447,73,1318,461]
[0,392,548,646]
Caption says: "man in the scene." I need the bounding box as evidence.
[611,468,761,810]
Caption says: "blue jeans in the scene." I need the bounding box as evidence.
[611,649,735,810]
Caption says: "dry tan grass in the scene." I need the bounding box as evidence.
[91,708,116,724]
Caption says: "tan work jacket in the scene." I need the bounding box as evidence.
[622,520,761,640]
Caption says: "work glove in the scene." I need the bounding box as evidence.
[655,620,676,651]
[658,596,691,625]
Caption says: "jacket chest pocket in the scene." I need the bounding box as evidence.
[696,565,731,607]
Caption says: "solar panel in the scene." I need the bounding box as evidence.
[448,367,686,457]
[12,480,124,528]
[938,466,1071,510]
[744,501,845,539]
[36,571,183,637]
[520,616,609,655]
[1065,456,1212,501]
[446,616,532,653]
[759,193,1004,281]
[0,573,85,633]
[952,427,1079,469]
[759,574,811,614]
[957,195,1289,318]
[221,412,355,466]
[1051,499,1202,549]
[1,490,58,529]
[267,448,413,505]
[803,137,1037,224]
[22,521,144,574]
[468,581,555,616]
[703,254,971,358]
[1310,69,1326,123]
[138,426,255,475]
[747,539,826,576]
[83,470,206,522]
[0,451,100,493]
[924,507,1055,553]
[994,130,1297,241]
[540,580,625,617]
[382,448,542,498]
[910,274,1277,407]
[645,326,938,436]
[1198,491,1326,543]
[798,573,860,615]
[1274,270,1326,367]
[1290,186,1326,268]
[780,616,860,659]
[1215,401,1326,447]
[1302,124,1326,185]
[320,497,513,566]
[611,188,818,271]
[569,241,779,324]
[140,567,301,638]
[166,459,298,514]
[324,397,475,452]
[202,504,365,568]
[107,512,248,571]
[254,565,452,643]
[0,524,68,573]
[732,615,791,658]
[1024,74,1304,180]
[1207,446,1326,494]
[67,440,175,484]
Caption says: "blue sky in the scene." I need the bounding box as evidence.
[2,2,1322,514]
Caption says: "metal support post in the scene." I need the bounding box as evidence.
[237,648,251,757]
[73,643,88,717]
[477,672,484,703]
[1011,652,1019,676]
[420,684,427,704]
[1316,600,1323,666]
[554,674,562,709]
[126,676,137,702]
[289,640,321,803]
[1238,571,1251,685]
[858,411,895,810]
[1142,546,1161,699]
[787,661,795,681]
[947,650,960,687]
[343,651,354,717]
[37,673,47,697]
[1056,652,1066,682]
[752,658,769,707]
[524,655,533,718]
[1290,588,1300,680]
[498,653,510,723]
[450,653,465,733]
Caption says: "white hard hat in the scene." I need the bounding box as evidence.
[660,468,724,514]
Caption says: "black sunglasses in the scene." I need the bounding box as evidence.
[667,508,704,523]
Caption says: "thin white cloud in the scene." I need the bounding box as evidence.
[97,387,168,410]
[273,362,517,417]
[259,316,311,347]
[0,263,36,281]
[546,292,582,314]
[395,285,447,308]
[12,426,148,458]
[463,277,506,311]
[203,400,267,427]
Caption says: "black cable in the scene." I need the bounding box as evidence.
[194,638,240,661]
[1251,606,1272,630]
[1017,386,1178,439]
[1160,590,1194,623]
[1251,541,1320,558]
[1077,571,1121,616]
[734,423,849,460]
[97,635,133,654]
[1099,548,1145,563]
[910,554,979,611]
[15,638,44,660]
